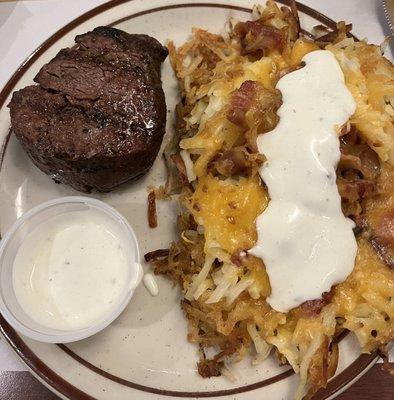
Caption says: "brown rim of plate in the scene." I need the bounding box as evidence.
[56,336,378,399]
[0,1,373,400]
[0,312,377,400]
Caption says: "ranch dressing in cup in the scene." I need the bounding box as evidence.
[0,197,142,343]
[13,208,131,331]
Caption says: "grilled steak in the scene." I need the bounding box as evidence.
[8,26,168,192]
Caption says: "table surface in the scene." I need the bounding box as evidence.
[0,0,393,399]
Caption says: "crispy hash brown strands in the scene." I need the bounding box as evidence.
[147,1,394,399]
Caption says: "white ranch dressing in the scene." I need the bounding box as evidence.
[250,50,357,313]
[13,210,131,330]
[143,273,159,296]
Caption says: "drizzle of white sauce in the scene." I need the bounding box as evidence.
[13,210,131,330]
[143,273,159,296]
[250,50,357,313]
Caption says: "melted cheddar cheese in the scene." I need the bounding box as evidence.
[188,174,268,253]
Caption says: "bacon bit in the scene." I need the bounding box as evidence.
[227,81,281,131]
[235,20,286,54]
[337,178,376,203]
[337,130,381,220]
[298,291,334,318]
[349,212,394,269]
[226,81,281,151]
[213,147,249,177]
[147,190,157,228]
[170,153,189,186]
[374,211,394,247]
[227,80,259,127]
[144,249,170,263]
[370,211,394,269]
[278,62,305,79]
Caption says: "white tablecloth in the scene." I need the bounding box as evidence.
[0,0,392,371]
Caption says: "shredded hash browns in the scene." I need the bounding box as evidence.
[146,1,394,399]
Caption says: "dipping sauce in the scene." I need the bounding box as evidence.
[143,273,159,296]
[13,209,131,330]
[250,50,357,313]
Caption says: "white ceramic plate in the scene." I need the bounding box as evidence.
[0,1,378,399]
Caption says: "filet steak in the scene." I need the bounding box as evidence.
[8,26,168,192]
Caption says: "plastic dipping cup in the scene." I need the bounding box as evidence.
[0,196,142,343]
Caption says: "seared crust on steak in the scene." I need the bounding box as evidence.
[8,26,168,192]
